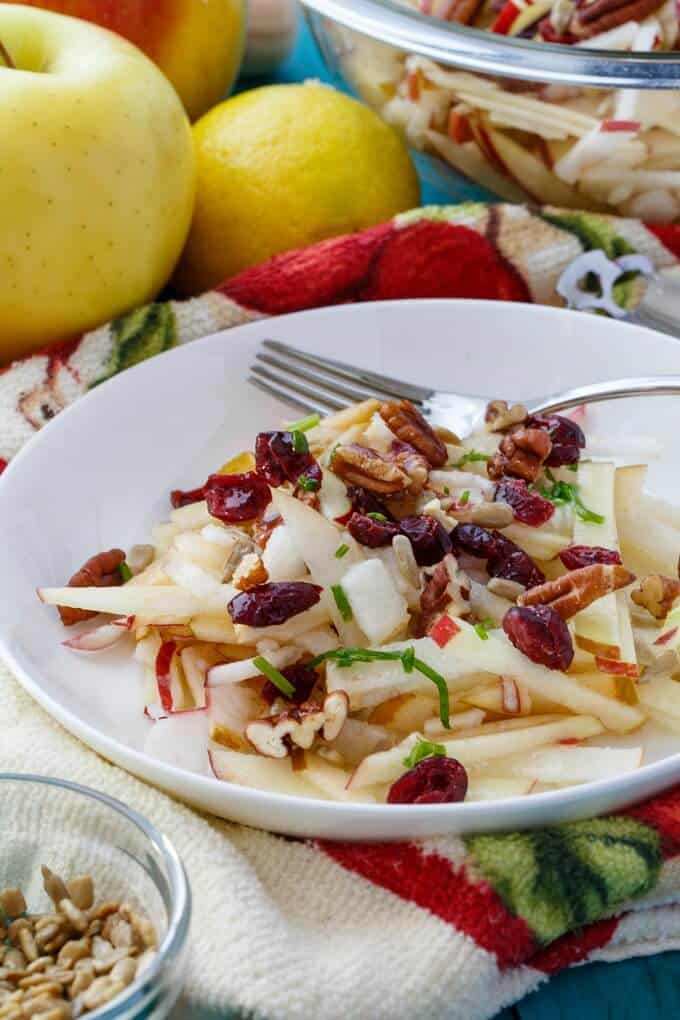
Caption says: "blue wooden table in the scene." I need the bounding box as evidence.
[233,22,680,1019]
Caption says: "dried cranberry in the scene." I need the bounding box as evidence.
[228,581,322,627]
[348,486,395,520]
[399,515,452,566]
[204,472,271,523]
[488,533,545,589]
[525,413,585,467]
[262,663,318,704]
[170,485,206,509]
[388,757,468,804]
[559,545,622,570]
[451,523,495,559]
[255,431,322,489]
[453,524,544,588]
[347,512,400,548]
[495,478,555,527]
[503,604,574,670]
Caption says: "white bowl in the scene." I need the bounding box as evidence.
[1,300,680,841]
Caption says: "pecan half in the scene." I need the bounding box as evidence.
[246,691,349,758]
[330,443,409,494]
[631,574,680,620]
[58,549,125,626]
[485,399,528,433]
[487,427,552,483]
[570,0,664,38]
[517,563,635,620]
[379,400,447,467]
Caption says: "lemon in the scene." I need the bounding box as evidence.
[173,83,420,295]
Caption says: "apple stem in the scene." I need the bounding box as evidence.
[0,38,15,70]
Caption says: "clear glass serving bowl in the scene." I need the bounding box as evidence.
[303,0,680,219]
[0,774,190,1020]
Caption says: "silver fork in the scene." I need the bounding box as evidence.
[249,339,680,438]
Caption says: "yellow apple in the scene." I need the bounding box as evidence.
[0,5,195,363]
[7,0,246,121]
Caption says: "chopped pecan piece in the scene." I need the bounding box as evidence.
[58,549,125,626]
[518,563,635,620]
[330,443,409,494]
[570,0,664,38]
[246,691,349,757]
[420,561,451,619]
[232,553,268,591]
[420,554,470,629]
[379,400,447,467]
[487,427,552,483]
[390,441,430,495]
[485,399,528,433]
[631,574,680,620]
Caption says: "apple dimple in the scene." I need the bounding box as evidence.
[0,38,15,68]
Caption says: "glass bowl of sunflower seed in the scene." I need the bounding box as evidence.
[0,774,190,1020]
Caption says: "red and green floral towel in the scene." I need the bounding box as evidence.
[3,202,680,469]
[2,202,680,1019]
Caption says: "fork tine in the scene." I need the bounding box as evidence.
[249,364,347,415]
[256,351,385,407]
[262,339,433,404]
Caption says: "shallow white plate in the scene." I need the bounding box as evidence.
[1,300,680,841]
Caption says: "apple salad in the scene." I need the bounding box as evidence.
[331,0,680,220]
[39,395,680,805]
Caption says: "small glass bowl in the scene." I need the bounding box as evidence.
[0,774,191,1020]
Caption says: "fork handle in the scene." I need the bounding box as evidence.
[530,376,680,416]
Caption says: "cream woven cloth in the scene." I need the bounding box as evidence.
[4,656,680,1020]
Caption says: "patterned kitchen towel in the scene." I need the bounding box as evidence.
[1,660,680,1020]
[3,202,680,467]
[2,201,680,1020]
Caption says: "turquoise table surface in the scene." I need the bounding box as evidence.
[186,22,680,1020]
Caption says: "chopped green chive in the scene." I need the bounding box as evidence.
[539,478,604,524]
[401,646,416,673]
[252,656,295,697]
[284,412,321,433]
[413,657,450,729]
[454,450,490,468]
[403,737,446,770]
[297,473,320,492]
[118,562,133,583]
[567,464,578,473]
[443,486,450,495]
[307,646,451,728]
[367,512,389,522]
[477,616,491,640]
[574,500,605,525]
[460,490,470,505]
[335,543,350,559]
[331,584,353,621]
[291,430,309,454]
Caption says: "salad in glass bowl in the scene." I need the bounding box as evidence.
[39,394,680,805]
[306,0,680,220]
